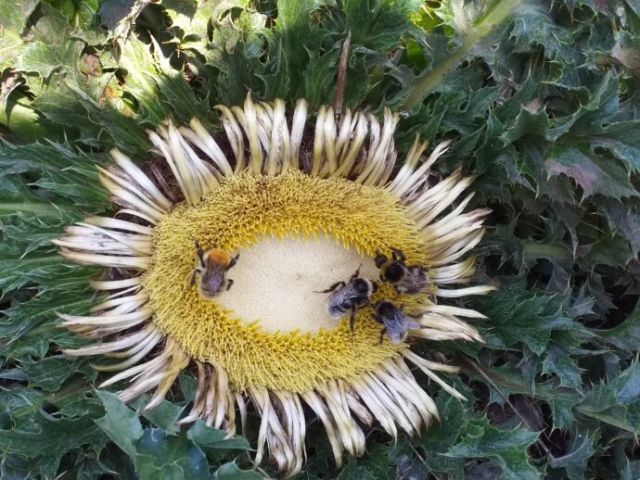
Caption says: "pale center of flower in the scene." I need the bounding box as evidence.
[215,235,379,333]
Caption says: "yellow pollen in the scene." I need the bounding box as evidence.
[142,172,430,392]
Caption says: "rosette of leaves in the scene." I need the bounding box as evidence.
[1,0,640,478]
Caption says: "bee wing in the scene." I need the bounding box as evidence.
[405,317,422,330]
[329,285,361,304]
[383,312,408,343]
[403,268,428,291]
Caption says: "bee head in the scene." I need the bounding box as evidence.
[352,278,374,295]
[374,300,398,317]
[383,262,405,282]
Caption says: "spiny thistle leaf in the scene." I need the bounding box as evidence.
[187,420,252,450]
[213,462,264,479]
[577,361,640,434]
[595,302,640,352]
[0,289,96,358]
[445,417,540,480]
[473,286,591,356]
[544,146,639,201]
[95,392,254,478]
[95,390,144,459]
[0,389,106,478]
[549,431,597,480]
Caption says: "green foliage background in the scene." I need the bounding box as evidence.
[1,0,640,478]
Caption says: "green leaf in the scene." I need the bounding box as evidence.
[541,343,584,389]
[336,449,394,480]
[8,2,84,80]
[20,355,96,391]
[548,431,596,480]
[0,142,110,208]
[0,389,106,478]
[621,459,640,480]
[0,453,41,480]
[187,419,252,450]
[500,102,551,144]
[420,394,467,477]
[16,39,83,80]
[94,390,143,458]
[595,302,640,351]
[131,395,185,435]
[580,235,636,267]
[537,384,582,430]
[590,120,640,174]
[577,361,640,433]
[213,461,263,479]
[0,0,40,33]
[0,288,96,358]
[134,428,210,479]
[446,419,540,480]
[547,72,620,141]
[99,0,149,38]
[597,197,640,257]
[474,287,588,356]
[544,146,639,201]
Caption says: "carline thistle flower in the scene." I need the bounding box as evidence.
[54,96,494,476]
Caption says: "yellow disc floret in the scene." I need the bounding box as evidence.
[142,172,431,392]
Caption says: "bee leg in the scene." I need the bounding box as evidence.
[189,269,198,287]
[379,327,387,345]
[371,313,383,324]
[228,253,240,270]
[374,253,388,268]
[349,306,357,337]
[226,279,234,291]
[193,238,205,267]
[350,264,363,281]
[316,281,346,294]
[390,247,406,262]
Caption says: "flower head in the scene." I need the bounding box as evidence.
[55,96,494,475]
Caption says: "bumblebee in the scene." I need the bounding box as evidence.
[189,239,239,299]
[374,247,429,294]
[394,455,421,480]
[371,300,422,344]
[318,266,378,335]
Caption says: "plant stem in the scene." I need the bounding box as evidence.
[0,202,63,215]
[401,0,523,111]
[523,243,573,265]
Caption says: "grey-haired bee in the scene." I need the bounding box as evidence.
[318,266,378,335]
[395,455,423,480]
[375,247,429,294]
[189,239,239,299]
[372,300,422,344]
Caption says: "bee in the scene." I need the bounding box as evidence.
[374,247,429,294]
[395,455,422,480]
[371,300,422,344]
[189,239,239,299]
[317,266,378,335]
